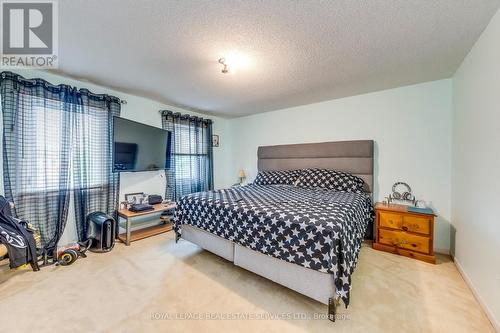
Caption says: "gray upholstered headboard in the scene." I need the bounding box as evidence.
[257,140,374,193]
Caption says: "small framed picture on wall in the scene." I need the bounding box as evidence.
[212,135,220,147]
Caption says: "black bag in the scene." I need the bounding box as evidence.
[148,195,163,205]
[0,196,39,270]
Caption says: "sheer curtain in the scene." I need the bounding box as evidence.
[72,91,121,242]
[0,71,76,254]
[161,111,213,200]
[0,71,121,253]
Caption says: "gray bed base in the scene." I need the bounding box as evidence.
[179,140,374,322]
[181,224,336,304]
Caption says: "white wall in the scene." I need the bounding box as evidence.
[452,8,500,331]
[0,69,233,244]
[228,79,453,252]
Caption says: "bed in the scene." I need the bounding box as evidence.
[174,140,374,321]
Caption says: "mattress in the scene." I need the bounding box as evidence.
[174,184,374,306]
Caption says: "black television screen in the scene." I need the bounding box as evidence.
[113,117,172,172]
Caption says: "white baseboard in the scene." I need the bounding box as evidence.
[454,258,499,332]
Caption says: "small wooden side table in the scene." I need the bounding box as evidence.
[373,203,436,264]
[117,203,176,246]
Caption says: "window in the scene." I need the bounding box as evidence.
[13,95,108,194]
[71,103,112,189]
[162,112,213,200]
[173,124,209,186]
[11,94,67,194]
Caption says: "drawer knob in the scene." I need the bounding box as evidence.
[402,226,408,231]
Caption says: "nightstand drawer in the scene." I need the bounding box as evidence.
[379,212,403,230]
[374,203,435,264]
[378,229,430,254]
[402,215,430,235]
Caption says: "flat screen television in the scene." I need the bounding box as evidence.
[113,117,172,172]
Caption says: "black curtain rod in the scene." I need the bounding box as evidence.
[0,71,124,104]
[160,109,213,125]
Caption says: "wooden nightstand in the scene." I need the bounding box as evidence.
[373,203,436,264]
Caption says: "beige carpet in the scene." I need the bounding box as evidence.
[0,232,494,333]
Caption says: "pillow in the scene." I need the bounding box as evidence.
[296,168,365,192]
[253,170,301,185]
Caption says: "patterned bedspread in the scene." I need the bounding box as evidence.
[174,184,374,306]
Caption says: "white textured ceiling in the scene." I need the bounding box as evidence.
[56,0,500,117]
